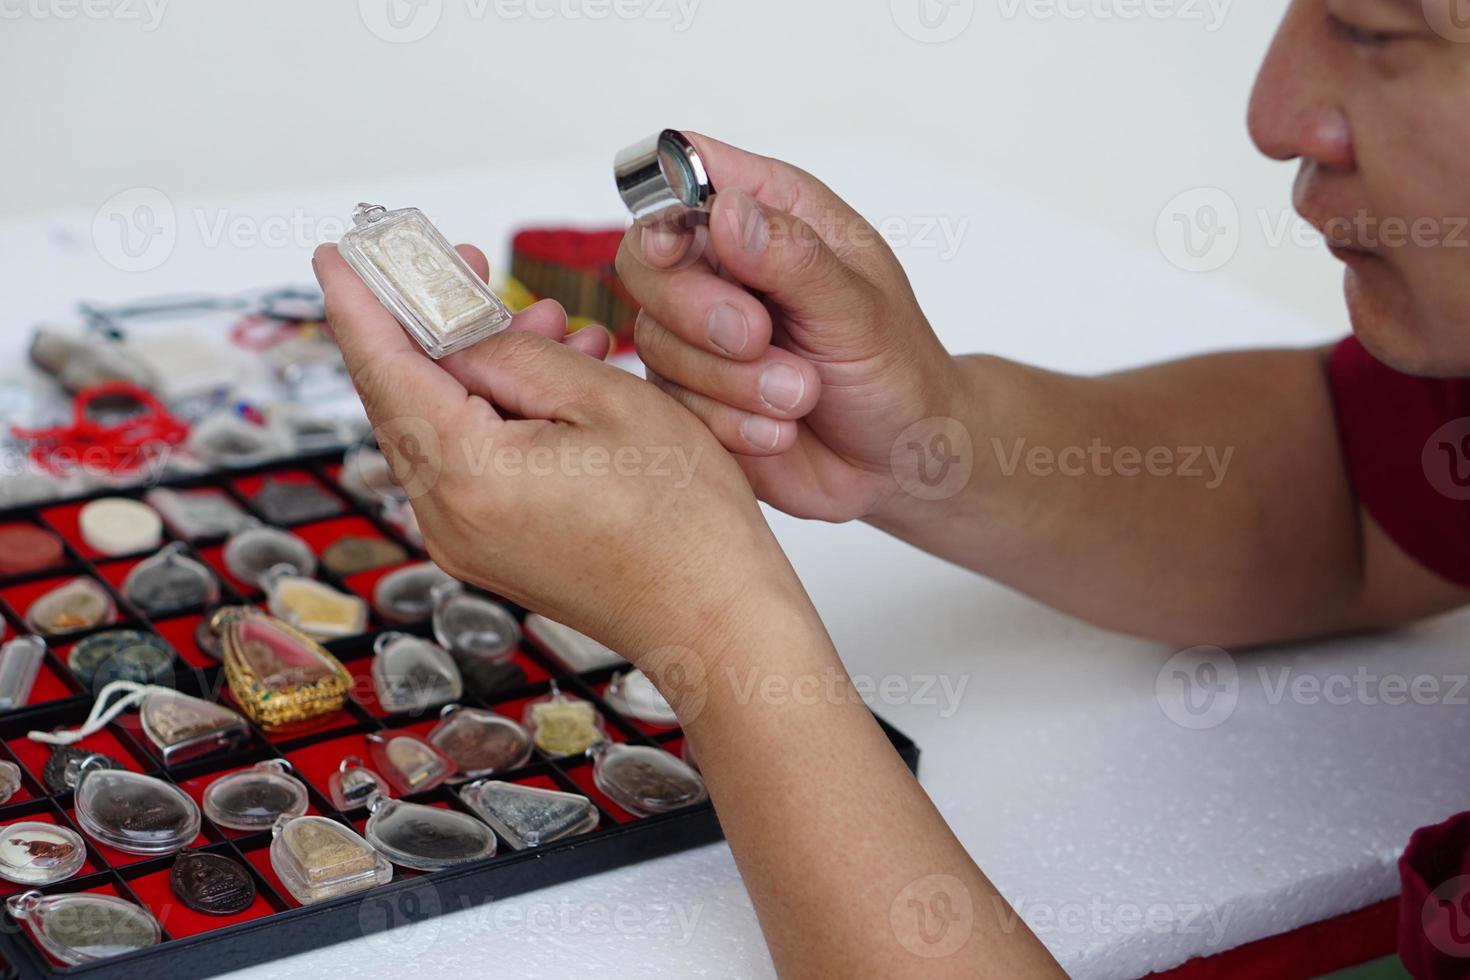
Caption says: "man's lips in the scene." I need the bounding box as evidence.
[1297,207,1372,252]
[1292,172,1376,252]
[1327,242,1378,268]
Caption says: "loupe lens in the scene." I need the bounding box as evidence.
[658,135,699,208]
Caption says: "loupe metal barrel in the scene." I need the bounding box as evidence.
[614,130,713,226]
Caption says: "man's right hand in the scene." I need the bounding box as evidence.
[616,132,965,523]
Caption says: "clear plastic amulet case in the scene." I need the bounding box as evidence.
[337,203,514,359]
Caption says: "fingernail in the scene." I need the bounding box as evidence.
[641,224,684,263]
[725,189,768,254]
[758,363,805,413]
[740,414,782,451]
[706,303,748,357]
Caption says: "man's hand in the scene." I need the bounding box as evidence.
[313,240,803,668]
[616,132,965,523]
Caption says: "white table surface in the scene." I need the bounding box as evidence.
[2,147,1466,980]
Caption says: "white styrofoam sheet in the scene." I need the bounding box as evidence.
[1,147,1463,979]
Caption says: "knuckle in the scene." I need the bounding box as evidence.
[633,311,668,363]
[488,327,546,370]
[781,221,830,283]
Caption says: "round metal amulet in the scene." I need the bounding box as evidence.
[171,851,255,915]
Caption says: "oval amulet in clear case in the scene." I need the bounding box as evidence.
[203,760,310,832]
[363,793,496,871]
[0,821,87,884]
[337,204,513,359]
[7,890,160,965]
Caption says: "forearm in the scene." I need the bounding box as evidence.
[675,595,1063,979]
[872,346,1460,646]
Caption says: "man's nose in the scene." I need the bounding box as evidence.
[1247,8,1356,171]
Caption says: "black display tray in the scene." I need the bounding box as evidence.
[0,450,920,978]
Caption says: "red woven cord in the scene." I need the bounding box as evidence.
[11,382,190,475]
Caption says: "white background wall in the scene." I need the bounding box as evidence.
[0,0,1347,335]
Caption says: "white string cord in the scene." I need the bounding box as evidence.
[26,680,170,745]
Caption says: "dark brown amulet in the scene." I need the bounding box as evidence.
[171,851,255,915]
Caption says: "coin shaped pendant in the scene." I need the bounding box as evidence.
[364,795,496,871]
[321,536,407,577]
[75,769,202,855]
[223,526,317,588]
[432,585,520,661]
[6,890,161,964]
[0,822,87,884]
[0,524,64,577]
[202,761,309,831]
[457,780,599,850]
[429,706,532,778]
[0,761,21,805]
[372,562,456,624]
[590,743,706,817]
[43,746,123,795]
[25,578,116,636]
[171,851,256,915]
[67,630,175,690]
[121,544,219,615]
[78,497,163,556]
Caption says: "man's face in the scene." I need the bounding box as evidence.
[1249,0,1470,377]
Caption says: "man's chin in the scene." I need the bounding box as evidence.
[1341,265,1466,379]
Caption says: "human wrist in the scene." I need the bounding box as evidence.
[864,348,989,534]
[630,570,839,727]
